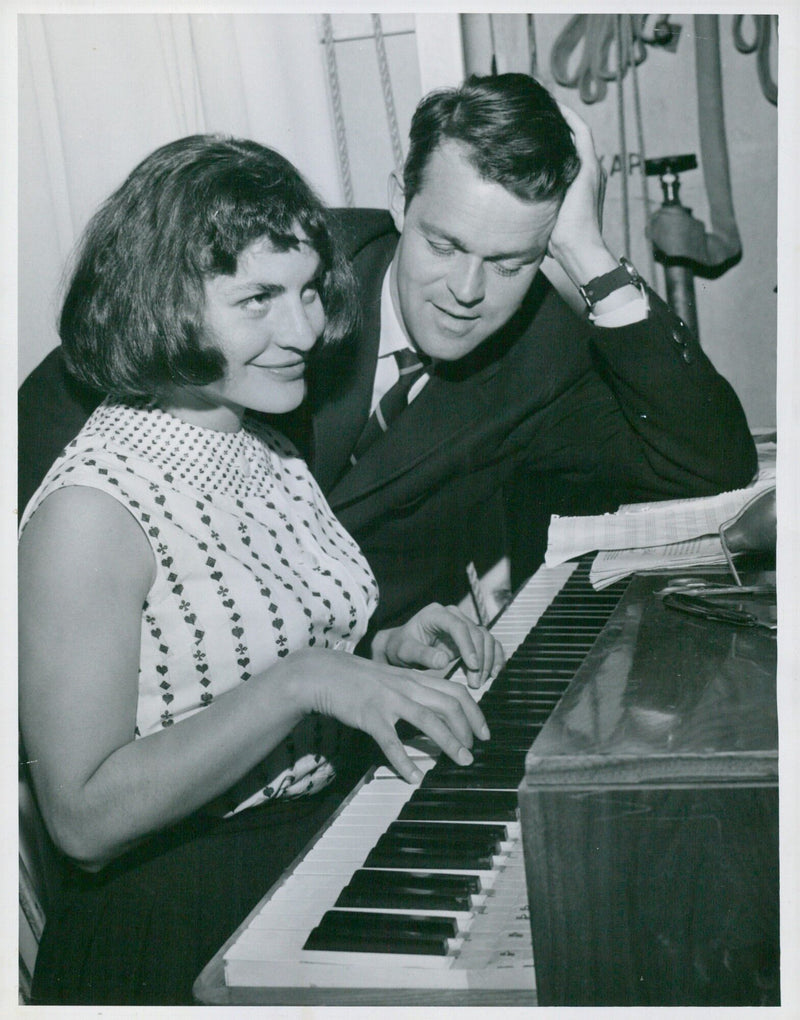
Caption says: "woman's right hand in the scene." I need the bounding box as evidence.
[285,649,490,784]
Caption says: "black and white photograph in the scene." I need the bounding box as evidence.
[7,5,797,1012]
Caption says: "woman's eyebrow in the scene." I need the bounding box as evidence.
[225,281,285,298]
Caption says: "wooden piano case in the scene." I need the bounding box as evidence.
[518,571,779,1006]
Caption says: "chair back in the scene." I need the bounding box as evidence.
[19,755,66,1002]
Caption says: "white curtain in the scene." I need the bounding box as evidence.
[18,13,344,381]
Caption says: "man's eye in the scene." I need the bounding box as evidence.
[302,284,321,305]
[492,262,523,278]
[427,240,455,256]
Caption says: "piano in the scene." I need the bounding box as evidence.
[193,557,779,1006]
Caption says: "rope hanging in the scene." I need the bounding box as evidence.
[320,14,354,207]
[372,14,405,175]
[551,14,653,264]
[550,13,647,105]
[629,23,658,284]
[733,14,778,105]
[614,15,631,258]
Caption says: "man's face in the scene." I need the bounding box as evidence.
[388,140,561,361]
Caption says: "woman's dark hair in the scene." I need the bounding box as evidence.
[403,73,580,207]
[59,135,359,398]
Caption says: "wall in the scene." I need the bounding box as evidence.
[461,13,777,428]
[18,12,778,428]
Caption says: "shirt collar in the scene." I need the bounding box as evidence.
[378,261,413,359]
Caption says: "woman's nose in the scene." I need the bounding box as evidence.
[446,256,485,306]
[282,298,322,351]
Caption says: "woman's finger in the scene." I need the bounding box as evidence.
[413,674,490,741]
[400,698,476,768]
[365,713,424,784]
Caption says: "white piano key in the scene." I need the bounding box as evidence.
[224,957,469,989]
[227,941,458,970]
[246,902,474,932]
[220,563,582,996]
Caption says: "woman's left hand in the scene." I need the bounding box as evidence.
[372,603,506,688]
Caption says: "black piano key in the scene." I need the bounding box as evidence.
[373,827,501,856]
[304,911,455,955]
[481,692,565,705]
[477,704,557,720]
[507,644,596,659]
[399,789,518,822]
[387,820,509,842]
[376,830,502,860]
[344,870,482,893]
[466,746,536,763]
[419,773,524,792]
[324,563,631,934]
[364,840,494,870]
[312,909,458,939]
[337,870,481,911]
[429,764,528,783]
[473,721,546,736]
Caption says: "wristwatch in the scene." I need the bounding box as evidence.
[578,257,644,309]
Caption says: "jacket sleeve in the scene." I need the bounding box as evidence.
[515,285,758,510]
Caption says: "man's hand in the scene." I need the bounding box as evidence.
[371,603,506,688]
[547,104,619,287]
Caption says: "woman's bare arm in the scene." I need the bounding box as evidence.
[19,486,488,870]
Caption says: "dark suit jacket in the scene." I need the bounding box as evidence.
[284,209,757,632]
[18,208,757,635]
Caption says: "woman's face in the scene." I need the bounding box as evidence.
[164,232,325,432]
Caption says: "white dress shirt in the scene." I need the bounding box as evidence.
[369,262,650,412]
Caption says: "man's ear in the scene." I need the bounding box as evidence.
[388,171,406,232]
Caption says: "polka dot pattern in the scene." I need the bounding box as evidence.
[21,400,379,812]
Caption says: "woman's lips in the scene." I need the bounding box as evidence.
[256,361,306,380]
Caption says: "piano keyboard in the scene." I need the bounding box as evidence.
[215,560,629,1003]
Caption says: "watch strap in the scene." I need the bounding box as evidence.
[578,257,643,308]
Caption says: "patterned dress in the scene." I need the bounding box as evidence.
[21,400,379,812]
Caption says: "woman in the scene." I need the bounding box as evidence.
[19,135,503,1004]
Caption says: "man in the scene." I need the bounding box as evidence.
[286,73,756,636]
[19,74,756,640]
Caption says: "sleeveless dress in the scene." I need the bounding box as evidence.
[23,401,381,1003]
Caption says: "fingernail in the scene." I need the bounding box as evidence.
[410,768,423,784]
[457,747,473,766]
[480,724,490,740]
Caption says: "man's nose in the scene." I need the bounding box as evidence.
[446,256,485,306]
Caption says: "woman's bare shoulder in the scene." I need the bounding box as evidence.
[20,484,156,593]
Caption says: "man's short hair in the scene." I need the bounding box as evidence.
[59,135,359,399]
[403,73,580,207]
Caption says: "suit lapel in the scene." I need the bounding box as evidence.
[327,357,500,509]
[310,233,394,491]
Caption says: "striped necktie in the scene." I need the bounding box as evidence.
[350,348,429,464]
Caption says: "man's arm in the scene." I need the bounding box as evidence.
[547,106,645,319]
[527,104,756,500]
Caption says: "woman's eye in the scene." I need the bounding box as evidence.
[241,293,271,312]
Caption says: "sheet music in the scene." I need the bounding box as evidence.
[588,536,729,589]
[545,444,776,570]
